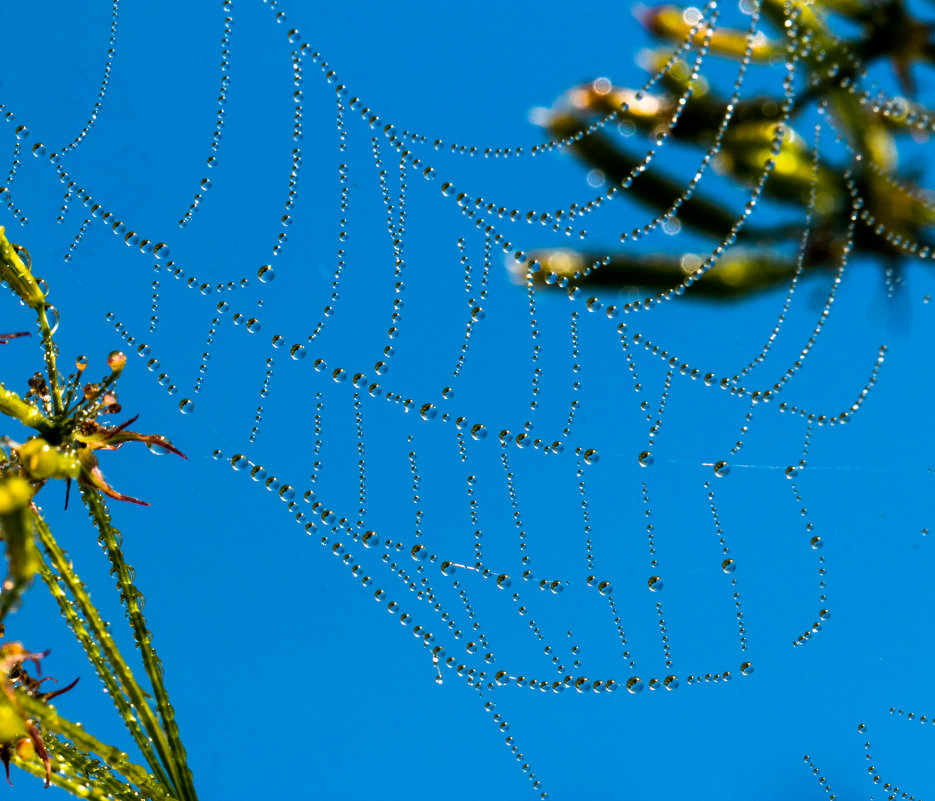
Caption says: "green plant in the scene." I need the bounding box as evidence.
[0,227,196,800]
[528,0,935,298]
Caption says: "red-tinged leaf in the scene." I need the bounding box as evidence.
[82,464,149,507]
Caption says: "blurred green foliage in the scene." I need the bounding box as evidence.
[529,0,935,297]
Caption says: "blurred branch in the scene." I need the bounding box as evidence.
[527,0,935,299]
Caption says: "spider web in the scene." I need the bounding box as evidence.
[3,0,935,799]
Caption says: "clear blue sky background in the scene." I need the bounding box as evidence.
[3,1,935,799]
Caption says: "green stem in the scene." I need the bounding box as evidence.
[11,749,118,800]
[16,692,175,800]
[0,575,30,624]
[36,304,63,417]
[13,737,151,801]
[82,489,198,801]
[33,511,175,791]
[0,383,51,434]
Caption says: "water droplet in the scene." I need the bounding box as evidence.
[740,662,754,676]
[713,460,730,477]
[496,574,512,589]
[664,675,679,690]
[258,265,275,283]
[251,465,267,482]
[231,454,248,471]
[179,398,194,414]
[411,544,428,561]
[470,424,487,440]
[362,531,379,548]
[332,368,347,382]
[810,536,823,549]
[721,559,736,573]
[597,581,613,596]
[279,485,295,501]
[290,344,306,360]
[648,575,663,591]
[638,450,654,467]
[583,449,599,465]
[420,403,437,420]
[154,242,170,260]
[440,561,456,576]
[626,677,643,694]
[246,318,261,333]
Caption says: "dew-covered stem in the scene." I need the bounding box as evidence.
[33,510,175,792]
[82,489,198,801]
[16,691,176,800]
[36,303,64,417]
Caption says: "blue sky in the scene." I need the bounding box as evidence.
[3,1,935,799]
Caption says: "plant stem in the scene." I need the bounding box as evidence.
[36,304,63,417]
[16,691,176,800]
[82,489,198,801]
[33,510,175,792]
[0,575,30,624]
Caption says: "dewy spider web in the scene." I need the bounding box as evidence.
[3,0,935,798]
